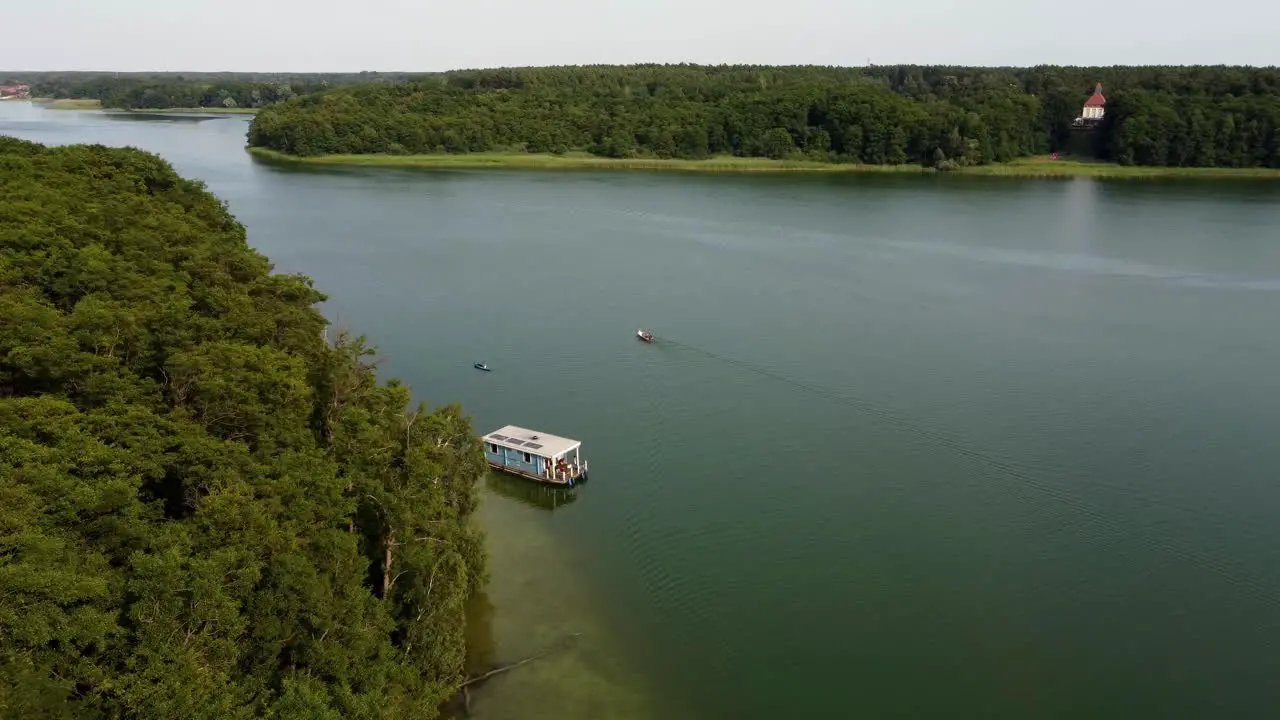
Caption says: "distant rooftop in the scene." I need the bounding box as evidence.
[1085,83,1106,107]
[485,425,581,458]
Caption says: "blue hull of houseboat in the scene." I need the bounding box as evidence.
[486,462,586,487]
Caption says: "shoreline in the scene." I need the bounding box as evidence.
[29,99,256,114]
[114,106,259,115]
[247,147,925,174]
[31,98,102,110]
[246,147,1280,180]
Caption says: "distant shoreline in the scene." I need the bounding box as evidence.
[246,148,1280,180]
[959,158,1280,179]
[31,98,102,110]
[116,106,259,115]
[30,98,256,114]
[247,148,927,174]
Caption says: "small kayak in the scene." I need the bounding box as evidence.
[474,362,491,371]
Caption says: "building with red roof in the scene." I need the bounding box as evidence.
[0,84,30,99]
[1081,83,1105,121]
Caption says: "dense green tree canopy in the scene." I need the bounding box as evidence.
[22,72,423,110]
[0,137,484,718]
[243,64,1280,168]
[868,65,1280,168]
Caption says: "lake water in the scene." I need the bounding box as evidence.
[5,102,1280,719]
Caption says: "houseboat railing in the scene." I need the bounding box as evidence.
[486,458,587,485]
[545,460,588,484]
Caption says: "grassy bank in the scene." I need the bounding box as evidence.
[247,148,1280,179]
[29,99,257,114]
[32,98,102,110]
[116,106,259,115]
[246,148,929,174]
[962,157,1280,179]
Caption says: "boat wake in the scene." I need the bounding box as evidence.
[655,335,1280,607]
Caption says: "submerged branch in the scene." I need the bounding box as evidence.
[458,633,582,690]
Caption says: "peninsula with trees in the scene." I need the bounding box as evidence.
[17,71,416,113]
[243,64,1280,178]
[0,136,485,718]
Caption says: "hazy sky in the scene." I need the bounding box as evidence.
[5,0,1278,71]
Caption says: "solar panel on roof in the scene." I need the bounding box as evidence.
[524,443,543,450]
[488,434,508,440]
[506,440,526,447]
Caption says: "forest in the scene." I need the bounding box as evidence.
[17,71,420,111]
[0,137,484,718]
[244,64,1280,168]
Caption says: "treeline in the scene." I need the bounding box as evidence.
[108,80,317,109]
[1104,91,1280,167]
[869,65,1280,167]
[246,64,1280,168]
[0,137,484,717]
[248,65,1043,166]
[19,71,423,110]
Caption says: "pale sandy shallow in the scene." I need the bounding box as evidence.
[465,479,657,720]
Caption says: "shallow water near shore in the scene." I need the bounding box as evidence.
[460,475,658,720]
[6,101,1280,718]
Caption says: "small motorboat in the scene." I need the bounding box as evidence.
[636,329,654,343]
[474,362,491,371]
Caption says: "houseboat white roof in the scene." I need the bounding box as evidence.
[485,425,581,458]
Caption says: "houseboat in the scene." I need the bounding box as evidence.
[483,425,589,487]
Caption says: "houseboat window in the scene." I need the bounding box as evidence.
[489,443,498,454]
[523,452,531,463]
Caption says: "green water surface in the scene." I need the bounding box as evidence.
[6,103,1280,719]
